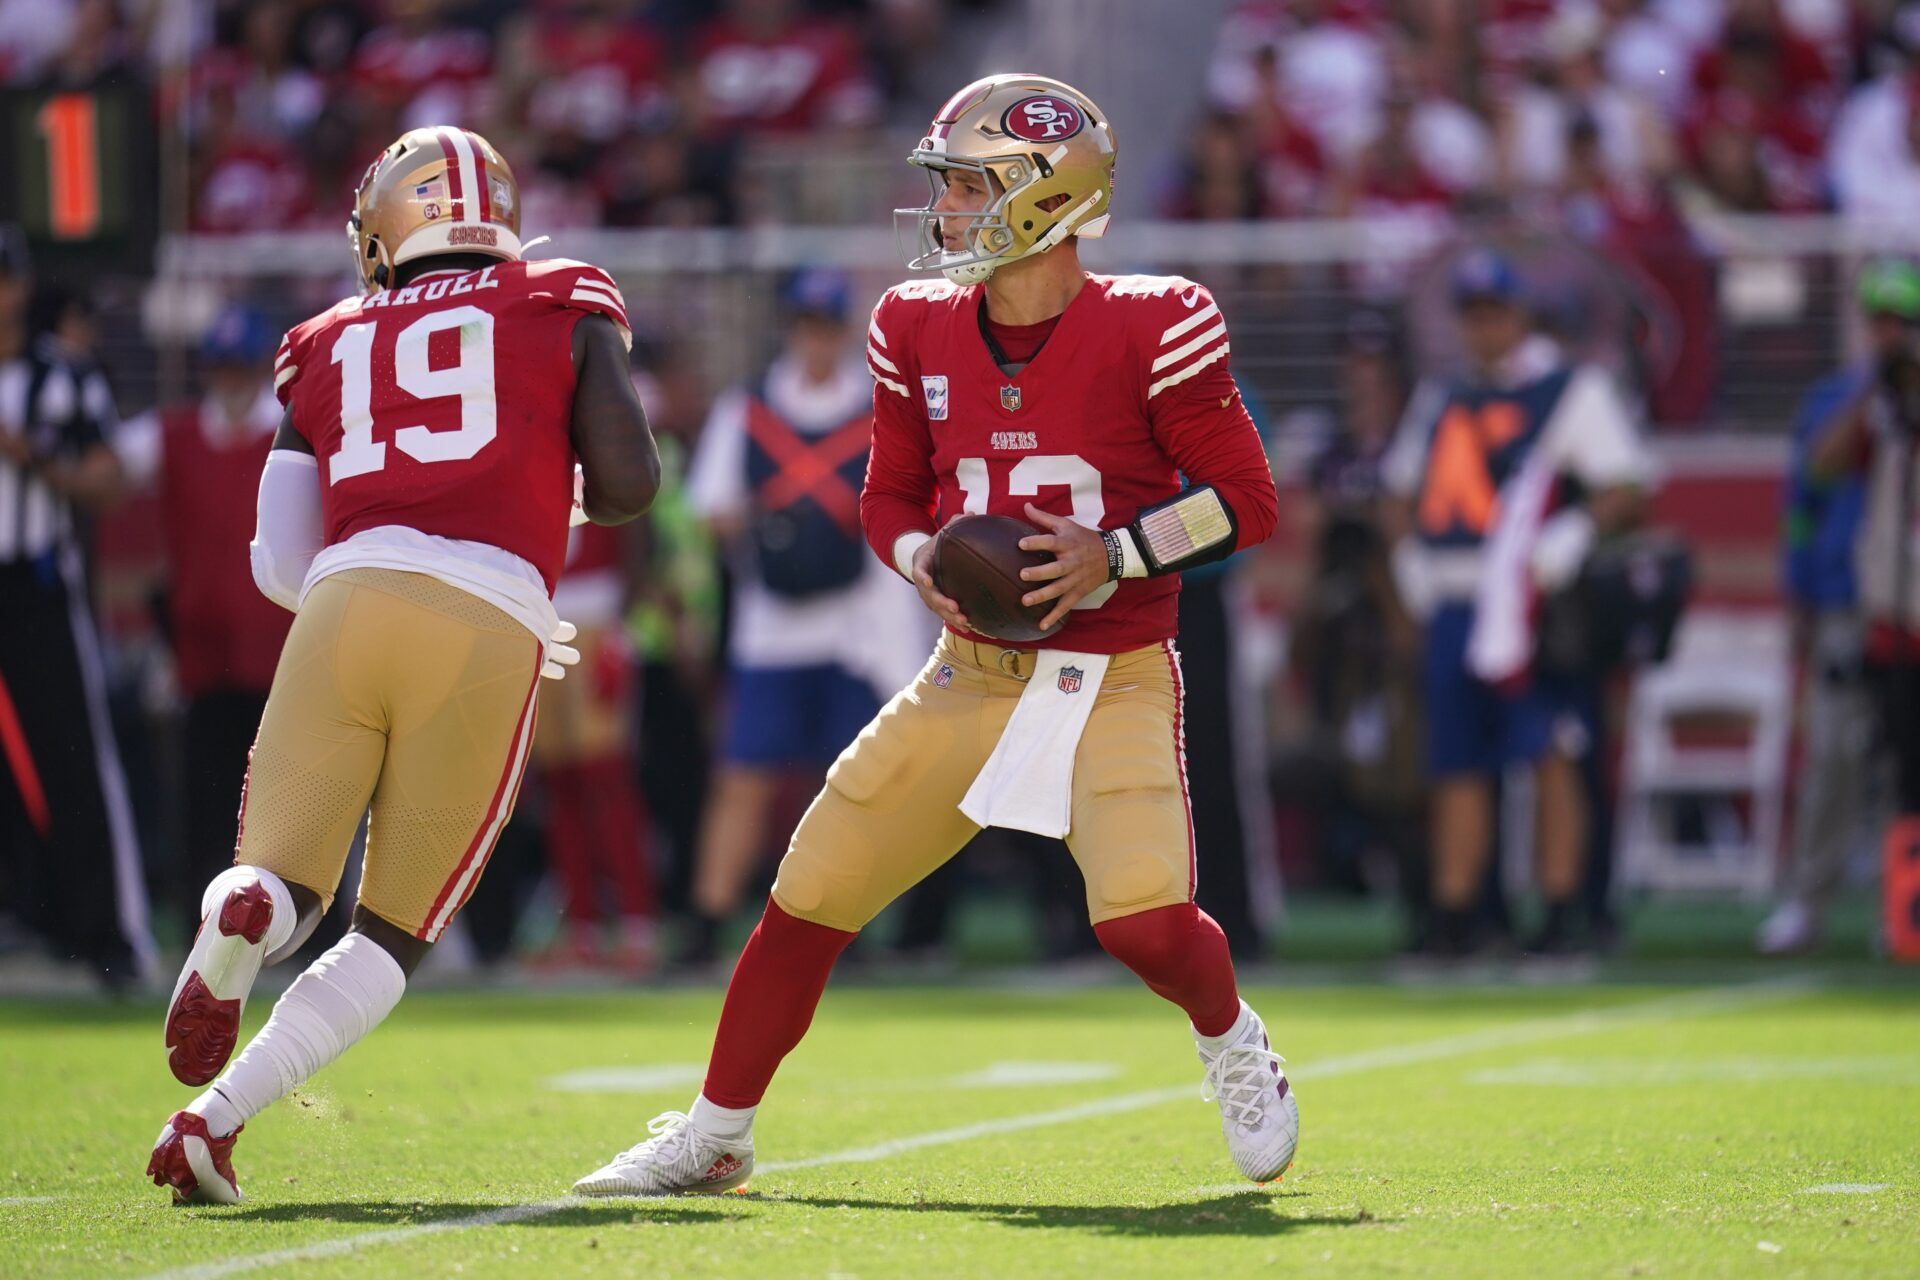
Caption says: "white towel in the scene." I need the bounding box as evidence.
[1467,448,1557,690]
[959,649,1111,838]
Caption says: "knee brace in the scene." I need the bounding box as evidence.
[1088,853,1181,919]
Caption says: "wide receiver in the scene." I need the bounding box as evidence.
[575,73,1292,1196]
[147,126,660,1203]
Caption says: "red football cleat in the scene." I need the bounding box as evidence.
[165,882,274,1086]
[147,1110,244,1205]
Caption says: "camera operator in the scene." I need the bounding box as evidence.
[1812,260,1920,955]
[1759,263,1919,954]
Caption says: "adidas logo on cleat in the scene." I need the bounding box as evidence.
[701,1154,744,1183]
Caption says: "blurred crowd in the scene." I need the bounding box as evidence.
[1173,0,1920,223]
[0,0,996,234]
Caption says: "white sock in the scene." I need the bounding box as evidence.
[199,865,297,956]
[1194,1000,1253,1056]
[188,933,406,1137]
[186,1084,246,1138]
[689,1093,755,1141]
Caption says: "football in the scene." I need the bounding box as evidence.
[931,514,1066,644]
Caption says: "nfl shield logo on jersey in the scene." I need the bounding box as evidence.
[1057,665,1083,694]
[933,663,954,688]
[1000,384,1022,412]
[922,375,949,421]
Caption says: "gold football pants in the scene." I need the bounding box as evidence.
[235,568,543,941]
[772,633,1195,932]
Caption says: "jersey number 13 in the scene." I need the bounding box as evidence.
[955,452,1117,611]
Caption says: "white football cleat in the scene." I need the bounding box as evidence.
[147,1110,243,1205]
[165,879,276,1086]
[573,1111,754,1197]
[1199,1002,1300,1183]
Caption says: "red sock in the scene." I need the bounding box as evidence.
[1093,903,1241,1037]
[541,765,600,926]
[579,756,657,920]
[701,899,856,1108]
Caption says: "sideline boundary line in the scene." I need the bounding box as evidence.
[143,976,1816,1280]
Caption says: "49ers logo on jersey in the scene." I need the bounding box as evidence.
[1002,95,1084,142]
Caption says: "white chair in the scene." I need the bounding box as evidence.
[1616,610,1794,897]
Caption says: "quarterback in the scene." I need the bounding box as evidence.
[576,74,1291,1196]
[147,127,660,1203]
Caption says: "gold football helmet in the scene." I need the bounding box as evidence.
[348,127,523,292]
[896,73,1116,284]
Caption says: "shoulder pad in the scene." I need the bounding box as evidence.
[528,258,631,350]
[273,303,352,408]
[1124,278,1229,401]
[1099,273,1206,303]
[885,278,967,305]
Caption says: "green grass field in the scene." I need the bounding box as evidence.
[4,970,1917,1279]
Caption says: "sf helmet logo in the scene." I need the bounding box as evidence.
[1003,95,1084,143]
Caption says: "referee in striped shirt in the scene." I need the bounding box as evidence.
[0,226,156,986]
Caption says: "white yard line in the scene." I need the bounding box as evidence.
[1803,1183,1889,1194]
[143,975,1816,1280]
[0,1195,60,1206]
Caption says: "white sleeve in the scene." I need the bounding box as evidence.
[113,410,162,489]
[685,388,750,520]
[1545,366,1658,491]
[249,449,324,612]
[1382,378,1448,498]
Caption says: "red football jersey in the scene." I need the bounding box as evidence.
[274,257,630,592]
[861,274,1279,654]
[158,407,292,696]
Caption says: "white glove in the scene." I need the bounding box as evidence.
[1531,508,1596,593]
[569,464,589,527]
[542,620,581,681]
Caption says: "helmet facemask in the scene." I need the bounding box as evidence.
[892,74,1117,286]
[895,146,1109,286]
[897,153,1031,285]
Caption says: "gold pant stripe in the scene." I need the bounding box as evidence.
[235,568,543,941]
[771,633,1195,932]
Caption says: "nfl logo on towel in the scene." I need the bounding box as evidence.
[1000,384,1022,412]
[922,375,949,421]
[1057,665,1083,694]
[933,663,954,688]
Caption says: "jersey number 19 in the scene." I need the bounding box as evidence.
[327,306,498,484]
